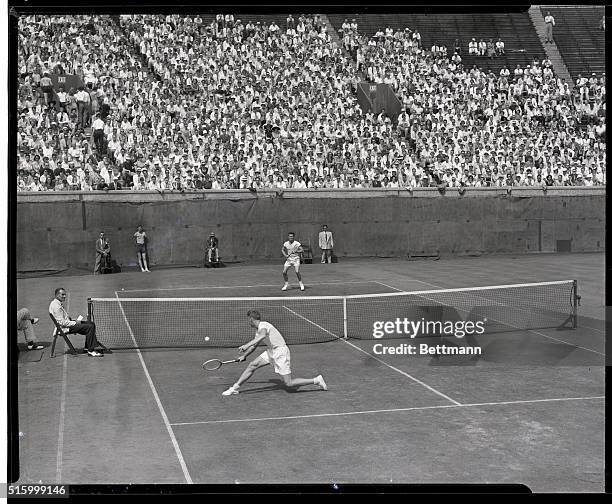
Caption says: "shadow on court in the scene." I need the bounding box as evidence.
[235,379,325,395]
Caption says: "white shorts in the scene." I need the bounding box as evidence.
[258,345,291,376]
[283,256,300,271]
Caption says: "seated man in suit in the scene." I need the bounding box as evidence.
[205,232,220,267]
[49,287,103,357]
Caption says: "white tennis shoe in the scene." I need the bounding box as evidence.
[281,284,289,291]
[299,283,305,291]
[222,386,239,396]
[315,375,327,391]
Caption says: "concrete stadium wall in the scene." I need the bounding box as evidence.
[16,188,605,271]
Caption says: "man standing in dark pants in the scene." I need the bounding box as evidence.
[40,72,54,106]
[91,113,106,153]
[94,231,111,274]
[49,288,103,357]
[75,85,91,128]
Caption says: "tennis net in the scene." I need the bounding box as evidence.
[89,280,578,349]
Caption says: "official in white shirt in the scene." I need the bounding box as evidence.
[92,114,105,152]
[49,288,102,357]
[544,11,556,43]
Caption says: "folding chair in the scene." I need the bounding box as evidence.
[49,313,112,357]
[300,245,313,264]
[204,246,222,268]
[49,313,79,358]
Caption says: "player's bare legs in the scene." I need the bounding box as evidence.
[223,358,327,395]
[222,356,268,395]
[282,265,304,291]
[281,374,327,390]
[295,268,304,290]
[282,265,304,290]
[142,252,150,272]
[234,357,268,387]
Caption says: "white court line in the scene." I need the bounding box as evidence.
[121,280,377,293]
[282,306,462,406]
[114,291,193,484]
[575,323,605,334]
[409,279,443,289]
[170,395,605,426]
[525,329,605,355]
[56,352,68,483]
[376,279,445,290]
[56,292,72,483]
[375,280,605,356]
[374,281,404,292]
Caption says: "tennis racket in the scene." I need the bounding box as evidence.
[202,358,241,371]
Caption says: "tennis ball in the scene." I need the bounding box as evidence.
[205,337,210,342]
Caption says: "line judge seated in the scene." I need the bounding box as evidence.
[17,308,43,351]
[49,287,103,357]
[205,232,221,268]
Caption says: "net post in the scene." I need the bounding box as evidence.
[87,297,92,322]
[572,280,578,328]
[343,297,348,339]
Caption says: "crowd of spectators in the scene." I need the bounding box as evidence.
[359,26,605,187]
[467,37,506,58]
[17,14,606,191]
[17,15,162,190]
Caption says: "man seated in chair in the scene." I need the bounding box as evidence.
[17,308,43,351]
[94,231,111,275]
[49,287,103,357]
[205,232,221,268]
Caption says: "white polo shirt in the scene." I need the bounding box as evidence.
[283,240,301,260]
[258,321,286,349]
[92,118,105,131]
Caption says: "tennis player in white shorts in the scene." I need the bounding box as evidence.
[222,310,327,396]
[282,232,305,291]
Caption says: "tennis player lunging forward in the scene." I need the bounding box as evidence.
[222,310,327,396]
[282,232,305,291]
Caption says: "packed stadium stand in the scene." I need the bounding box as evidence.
[541,6,605,79]
[16,13,606,192]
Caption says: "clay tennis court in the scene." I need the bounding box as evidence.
[15,252,605,491]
